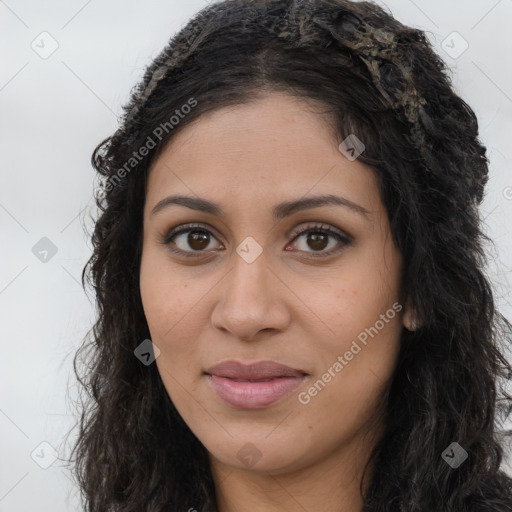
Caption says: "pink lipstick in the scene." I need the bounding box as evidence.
[205,360,308,409]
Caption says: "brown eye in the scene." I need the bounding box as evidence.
[162,224,223,257]
[307,232,329,251]
[288,223,353,257]
[186,230,211,251]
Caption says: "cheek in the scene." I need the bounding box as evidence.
[299,303,402,442]
[296,260,400,342]
[140,263,168,338]
[296,250,403,395]
[140,248,190,336]
[139,248,212,381]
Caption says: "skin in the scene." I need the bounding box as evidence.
[139,91,416,512]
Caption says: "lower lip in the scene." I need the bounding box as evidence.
[207,374,306,409]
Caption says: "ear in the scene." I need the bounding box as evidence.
[403,299,421,331]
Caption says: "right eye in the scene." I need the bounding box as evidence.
[161,223,224,258]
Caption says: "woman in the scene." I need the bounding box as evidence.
[70,0,512,510]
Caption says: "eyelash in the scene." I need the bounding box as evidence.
[160,222,353,259]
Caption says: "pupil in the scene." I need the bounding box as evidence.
[308,233,328,251]
[188,231,209,250]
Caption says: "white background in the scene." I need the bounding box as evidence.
[1,0,511,510]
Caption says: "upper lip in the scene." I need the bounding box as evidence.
[205,360,308,380]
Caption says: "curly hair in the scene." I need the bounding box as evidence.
[68,0,512,510]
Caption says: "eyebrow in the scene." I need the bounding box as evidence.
[150,193,371,222]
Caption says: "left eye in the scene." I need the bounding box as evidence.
[289,224,352,255]
[161,223,352,258]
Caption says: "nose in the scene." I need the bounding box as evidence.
[210,248,291,341]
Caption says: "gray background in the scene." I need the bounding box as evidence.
[1,0,511,510]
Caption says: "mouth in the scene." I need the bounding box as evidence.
[204,359,308,380]
[221,377,295,382]
[204,360,308,409]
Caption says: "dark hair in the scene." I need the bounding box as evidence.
[68,0,512,510]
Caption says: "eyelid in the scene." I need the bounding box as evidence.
[288,222,351,243]
[160,222,223,246]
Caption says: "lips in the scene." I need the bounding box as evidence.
[204,360,308,409]
[204,360,308,380]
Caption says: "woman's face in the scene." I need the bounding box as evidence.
[140,91,406,476]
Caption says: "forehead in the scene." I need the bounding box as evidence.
[145,92,380,218]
